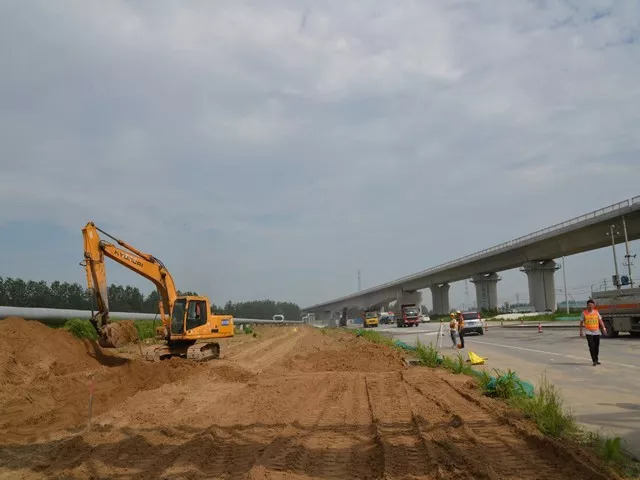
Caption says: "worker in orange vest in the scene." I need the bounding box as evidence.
[580,299,607,366]
[449,312,459,348]
[456,310,465,348]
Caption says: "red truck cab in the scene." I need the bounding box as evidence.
[396,304,420,328]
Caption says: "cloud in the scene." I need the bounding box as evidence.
[0,0,639,308]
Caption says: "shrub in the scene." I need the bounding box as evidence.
[442,353,473,375]
[414,341,440,367]
[63,318,98,340]
[510,375,576,437]
[132,320,157,340]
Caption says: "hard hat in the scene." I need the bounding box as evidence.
[449,312,456,317]
[456,310,461,314]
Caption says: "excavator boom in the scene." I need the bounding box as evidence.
[82,222,178,347]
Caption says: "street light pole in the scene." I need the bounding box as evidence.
[562,256,569,313]
[608,224,621,289]
[622,216,635,288]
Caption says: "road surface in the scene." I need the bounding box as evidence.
[380,321,640,458]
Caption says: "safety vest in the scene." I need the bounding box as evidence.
[583,310,600,332]
[449,319,457,330]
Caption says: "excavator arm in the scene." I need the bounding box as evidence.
[82,221,178,347]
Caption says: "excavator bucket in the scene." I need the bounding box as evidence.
[98,321,140,348]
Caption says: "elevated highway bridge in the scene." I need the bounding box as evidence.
[303,196,640,322]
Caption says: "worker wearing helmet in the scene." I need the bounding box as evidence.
[449,312,459,348]
[456,310,465,349]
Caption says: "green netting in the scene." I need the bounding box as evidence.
[482,372,534,398]
[393,340,416,351]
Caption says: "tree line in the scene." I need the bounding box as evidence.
[0,277,300,320]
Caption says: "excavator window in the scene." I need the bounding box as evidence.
[186,300,207,330]
[171,299,186,335]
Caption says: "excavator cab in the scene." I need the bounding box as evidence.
[170,297,209,335]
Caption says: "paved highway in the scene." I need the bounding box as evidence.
[377,322,640,458]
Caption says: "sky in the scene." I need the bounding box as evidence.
[1,0,639,311]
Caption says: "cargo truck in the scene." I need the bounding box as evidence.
[394,304,420,328]
[592,287,640,337]
[363,310,379,328]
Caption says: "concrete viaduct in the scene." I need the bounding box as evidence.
[303,196,640,323]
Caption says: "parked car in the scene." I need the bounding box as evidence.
[379,312,395,325]
[419,314,430,323]
[460,311,484,335]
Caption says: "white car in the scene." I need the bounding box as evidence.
[419,314,431,323]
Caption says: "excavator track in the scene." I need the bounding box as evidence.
[147,342,220,362]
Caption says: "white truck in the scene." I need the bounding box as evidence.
[592,287,640,337]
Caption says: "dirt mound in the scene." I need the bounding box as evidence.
[0,317,205,443]
[0,317,102,384]
[295,342,405,372]
[211,363,255,382]
[275,329,406,373]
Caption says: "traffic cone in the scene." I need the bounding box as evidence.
[538,323,542,333]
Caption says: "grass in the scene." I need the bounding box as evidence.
[133,319,158,340]
[487,312,581,323]
[353,328,399,349]
[442,353,474,375]
[414,341,440,367]
[63,318,98,340]
[61,318,159,341]
[509,375,576,437]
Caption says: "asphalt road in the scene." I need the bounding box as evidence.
[377,321,640,458]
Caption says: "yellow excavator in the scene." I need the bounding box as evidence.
[81,221,234,360]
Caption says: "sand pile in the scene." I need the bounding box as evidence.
[0,317,203,443]
[276,329,406,373]
[0,317,102,385]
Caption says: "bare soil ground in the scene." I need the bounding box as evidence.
[0,318,619,479]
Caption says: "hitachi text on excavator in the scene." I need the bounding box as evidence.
[81,222,234,361]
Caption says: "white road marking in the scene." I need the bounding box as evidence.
[467,339,640,370]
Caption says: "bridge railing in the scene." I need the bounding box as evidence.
[383,199,632,286]
[308,198,635,307]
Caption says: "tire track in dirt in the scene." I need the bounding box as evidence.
[365,372,435,479]
[241,373,380,479]
[402,370,612,480]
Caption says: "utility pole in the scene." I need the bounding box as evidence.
[562,256,569,313]
[606,224,621,289]
[622,216,635,288]
[357,270,362,291]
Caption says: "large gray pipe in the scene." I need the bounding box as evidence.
[0,306,303,326]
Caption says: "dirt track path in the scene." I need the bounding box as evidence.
[0,322,618,479]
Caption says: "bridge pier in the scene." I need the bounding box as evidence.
[396,290,422,310]
[521,260,559,312]
[471,273,500,310]
[430,283,450,316]
[318,309,335,327]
